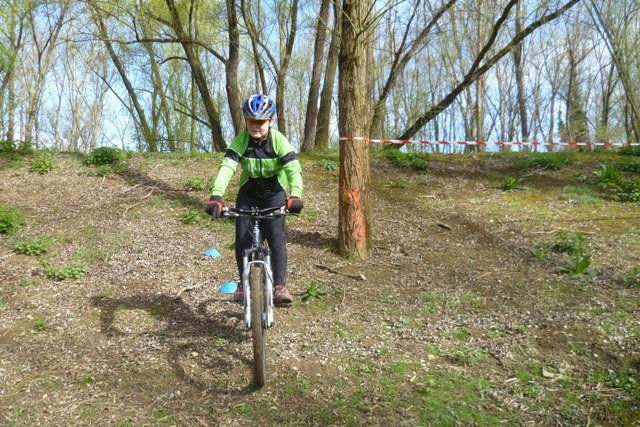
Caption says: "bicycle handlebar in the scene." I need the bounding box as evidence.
[221,205,289,219]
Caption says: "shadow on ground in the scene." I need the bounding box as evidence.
[117,168,205,211]
[90,293,258,393]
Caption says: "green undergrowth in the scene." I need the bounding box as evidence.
[513,152,572,170]
[0,204,25,234]
[234,359,513,425]
[382,149,430,170]
[13,236,54,255]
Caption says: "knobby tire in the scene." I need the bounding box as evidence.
[250,264,267,387]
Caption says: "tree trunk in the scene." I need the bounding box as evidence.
[275,0,299,134]
[315,1,341,150]
[600,63,616,139]
[338,0,373,259]
[513,0,529,143]
[190,74,198,152]
[0,13,25,143]
[240,0,268,94]
[165,0,226,151]
[225,0,243,134]
[300,0,331,152]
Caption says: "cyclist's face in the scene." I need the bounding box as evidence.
[246,118,272,140]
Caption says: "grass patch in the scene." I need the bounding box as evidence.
[29,153,55,174]
[303,358,510,425]
[513,152,571,170]
[0,204,25,234]
[34,317,49,331]
[417,293,442,314]
[315,159,339,171]
[618,145,640,157]
[560,184,602,204]
[590,161,640,202]
[19,278,38,287]
[623,265,640,288]
[85,147,124,166]
[595,162,622,183]
[383,149,429,171]
[74,228,130,263]
[446,347,491,366]
[43,262,88,280]
[184,175,207,191]
[601,176,640,202]
[13,236,53,255]
[547,231,589,255]
[559,254,597,279]
[614,158,640,174]
[153,409,176,425]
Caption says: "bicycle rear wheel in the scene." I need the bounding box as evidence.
[250,264,267,387]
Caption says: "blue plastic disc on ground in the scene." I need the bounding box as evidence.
[219,281,238,294]
[204,247,221,258]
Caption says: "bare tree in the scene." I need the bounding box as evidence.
[513,0,529,143]
[164,0,226,151]
[23,0,71,149]
[88,3,159,151]
[587,0,640,143]
[398,0,582,140]
[369,0,458,139]
[315,1,341,150]
[242,0,299,134]
[240,0,268,94]
[300,0,331,152]
[0,1,29,143]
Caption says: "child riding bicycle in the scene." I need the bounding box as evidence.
[205,94,304,306]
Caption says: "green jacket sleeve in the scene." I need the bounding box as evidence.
[284,159,303,198]
[210,135,246,197]
[210,157,237,197]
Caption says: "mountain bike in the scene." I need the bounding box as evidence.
[221,205,288,387]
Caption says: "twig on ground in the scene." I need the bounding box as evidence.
[314,264,366,281]
[120,183,142,194]
[176,283,205,298]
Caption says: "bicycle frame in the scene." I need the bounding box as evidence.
[222,206,287,330]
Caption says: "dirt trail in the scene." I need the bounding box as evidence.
[1,153,638,425]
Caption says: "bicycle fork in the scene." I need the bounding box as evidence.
[242,251,275,330]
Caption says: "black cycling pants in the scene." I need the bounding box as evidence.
[235,189,287,285]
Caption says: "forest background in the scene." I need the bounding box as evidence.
[1,0,639,154]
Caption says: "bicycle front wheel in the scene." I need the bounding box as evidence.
[250,264,267,387]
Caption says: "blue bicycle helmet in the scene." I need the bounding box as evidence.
[241,94,276,120]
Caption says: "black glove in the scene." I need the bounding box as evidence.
[286,197,304,214]
[205,196,224,219]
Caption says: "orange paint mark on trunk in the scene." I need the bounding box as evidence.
[344,188,366,249]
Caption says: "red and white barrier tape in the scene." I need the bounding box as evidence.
[339,137,640,147]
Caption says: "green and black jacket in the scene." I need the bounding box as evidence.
[211,129,303,199]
